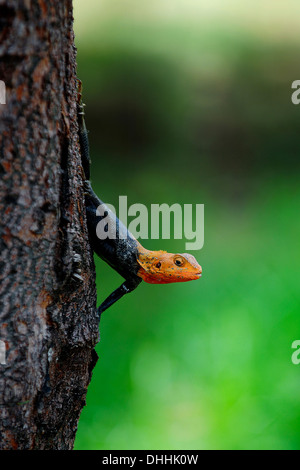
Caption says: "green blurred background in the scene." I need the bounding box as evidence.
[73,0,300,450]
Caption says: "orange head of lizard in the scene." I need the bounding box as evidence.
[136,244,202,284]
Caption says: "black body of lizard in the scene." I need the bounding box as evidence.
[77,86,142,316]
[76,82,202,317]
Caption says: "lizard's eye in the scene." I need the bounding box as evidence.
[174,257,184,267]
[156,262,161,269]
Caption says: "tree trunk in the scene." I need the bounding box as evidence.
[0,0,99,450]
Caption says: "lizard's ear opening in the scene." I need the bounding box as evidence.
[136,247,166,274]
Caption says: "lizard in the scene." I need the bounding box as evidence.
[76,81,202,316]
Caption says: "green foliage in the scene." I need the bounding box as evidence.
[73,2,300,449]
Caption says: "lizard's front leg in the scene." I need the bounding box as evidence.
[98,277,142,316]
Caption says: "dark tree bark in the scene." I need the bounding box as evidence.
[0,0,99,450]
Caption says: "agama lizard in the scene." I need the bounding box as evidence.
[77,82,202,316]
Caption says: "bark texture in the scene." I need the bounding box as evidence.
[0,0,99,450]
